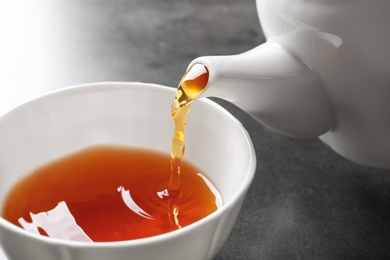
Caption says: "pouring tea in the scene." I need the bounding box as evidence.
[187,0,390,168]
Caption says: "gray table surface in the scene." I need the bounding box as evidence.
[1,0,390,259]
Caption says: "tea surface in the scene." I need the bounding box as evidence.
[2,146,221,242]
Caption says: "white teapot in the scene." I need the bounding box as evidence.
[189,0,390,168]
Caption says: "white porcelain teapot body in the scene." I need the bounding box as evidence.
[190,0,390,168]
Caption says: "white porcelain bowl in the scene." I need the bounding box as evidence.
[0,82,256,260]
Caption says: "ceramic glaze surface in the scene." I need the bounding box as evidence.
[190,0,390,168]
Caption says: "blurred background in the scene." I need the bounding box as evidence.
[1,0,390,259]
[0,0,263,113]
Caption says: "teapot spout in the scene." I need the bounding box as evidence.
[189,40,334,138]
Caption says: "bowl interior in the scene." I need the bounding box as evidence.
[0,82,256,233]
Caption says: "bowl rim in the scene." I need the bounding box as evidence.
[0,81,257,248]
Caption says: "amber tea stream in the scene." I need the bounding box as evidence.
[169,63,210,195]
